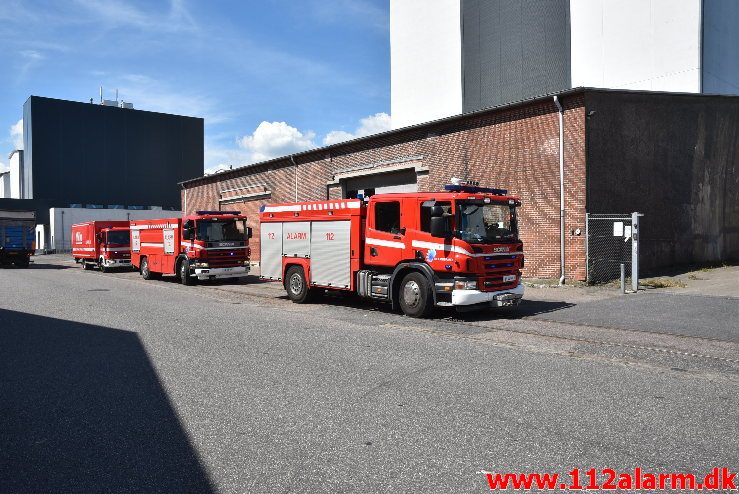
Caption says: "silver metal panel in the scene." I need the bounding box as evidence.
[260,222,283,280]
[282,221,311,257]
[310,220,351,288]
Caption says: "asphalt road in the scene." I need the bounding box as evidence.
[1,258,737,493]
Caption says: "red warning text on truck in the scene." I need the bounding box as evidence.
[259,182,524,318]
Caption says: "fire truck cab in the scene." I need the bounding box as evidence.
[259,182,524,317]
[130,211,252,284]
[71,221,132,272]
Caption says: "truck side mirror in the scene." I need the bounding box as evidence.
[430,216,451,238]
[246,227,253,239]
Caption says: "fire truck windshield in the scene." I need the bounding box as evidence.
[196,219,247,242]
[456,201,518,244]
[106,231,130,245]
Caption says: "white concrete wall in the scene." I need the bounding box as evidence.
[49,208,182,251]
[9,151,23,199]
[570,0,702,92]
[0,173,10,198]
[390,0,462,129]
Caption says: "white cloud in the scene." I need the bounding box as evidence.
[203,114,392,176]
[238,121,315,163]
[72,0,198,33]
[323,112,391,146]
[10,119,23,150]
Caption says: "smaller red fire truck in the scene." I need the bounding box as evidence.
[129,211,252,284]
[259,182,524,317]
[71,221,132,272]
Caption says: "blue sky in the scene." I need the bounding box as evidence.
[0,0,390,174]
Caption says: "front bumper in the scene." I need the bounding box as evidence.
[103,258,131,268]
[193,265,249,280]
[451,283,524,308]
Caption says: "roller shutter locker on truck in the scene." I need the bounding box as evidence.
[260,222,283,280]
[310,220,351,288]
[282,222,310,258]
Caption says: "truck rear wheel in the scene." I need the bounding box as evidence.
[179,258,194,285]
[81,259,91,271]
[141,257,155,280]
[398,272,434,318]
[285,265,314,303]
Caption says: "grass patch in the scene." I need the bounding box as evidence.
[642,278,687,289]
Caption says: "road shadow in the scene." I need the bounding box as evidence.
[0,309,216,493]
[27,261,75,270]
[453,299,576,321]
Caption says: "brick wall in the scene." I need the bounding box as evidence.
[182,94,587,280]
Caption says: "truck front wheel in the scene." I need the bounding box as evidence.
[99,257,107,273]
[285,265,314,303]
[179,258,194,285]
[398,272,434,318]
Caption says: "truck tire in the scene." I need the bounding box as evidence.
[16,258,30,269]
[178,258,194,285]
[82,259,91,271]
[398,271,434,318]
[285,265,313,303]
[99,257,107,273]
[141,257,155,280]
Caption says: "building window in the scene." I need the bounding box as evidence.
[375,201,401,233]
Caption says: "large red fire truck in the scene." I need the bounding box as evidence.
[130,211,252,284]
[71,221,132,272]
[259,182,524,317]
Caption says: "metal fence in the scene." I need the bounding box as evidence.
[586,213,635,284]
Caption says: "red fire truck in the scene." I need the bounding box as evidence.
[259,182,524,317]
[71,221,132,272]
[129,211,252,284]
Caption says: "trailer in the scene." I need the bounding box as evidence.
[71,221,132,272]
[0,209,36,268]
[130,211,252,284]
[259,182,524,317]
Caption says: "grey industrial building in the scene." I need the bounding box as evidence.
[0,95,203,245]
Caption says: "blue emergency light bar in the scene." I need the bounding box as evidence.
[444,184,508,195]
[196,210,241,215]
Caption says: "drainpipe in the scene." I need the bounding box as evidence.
[553,96,565,285]
[290,155,298,201]
[181,183,187,215]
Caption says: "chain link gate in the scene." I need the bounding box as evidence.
[586,213,636,285]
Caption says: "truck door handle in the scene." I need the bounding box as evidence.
[370,247,378,257]
[393,235,401,240]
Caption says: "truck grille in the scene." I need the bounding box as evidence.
[205,250,248,267]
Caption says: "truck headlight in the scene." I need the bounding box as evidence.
[454,280,478,290]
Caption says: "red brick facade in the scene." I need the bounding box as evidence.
[182,94,587,281]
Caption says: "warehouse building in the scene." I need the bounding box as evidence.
[180,88,739,281]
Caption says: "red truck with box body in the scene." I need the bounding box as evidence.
[129,211,251,284]
[71,221,132,272]
[259,182,524,317]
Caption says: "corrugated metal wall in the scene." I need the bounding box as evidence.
[462,0,571,112]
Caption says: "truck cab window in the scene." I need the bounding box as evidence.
[375,201,401,234]
[420,201,452,232]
